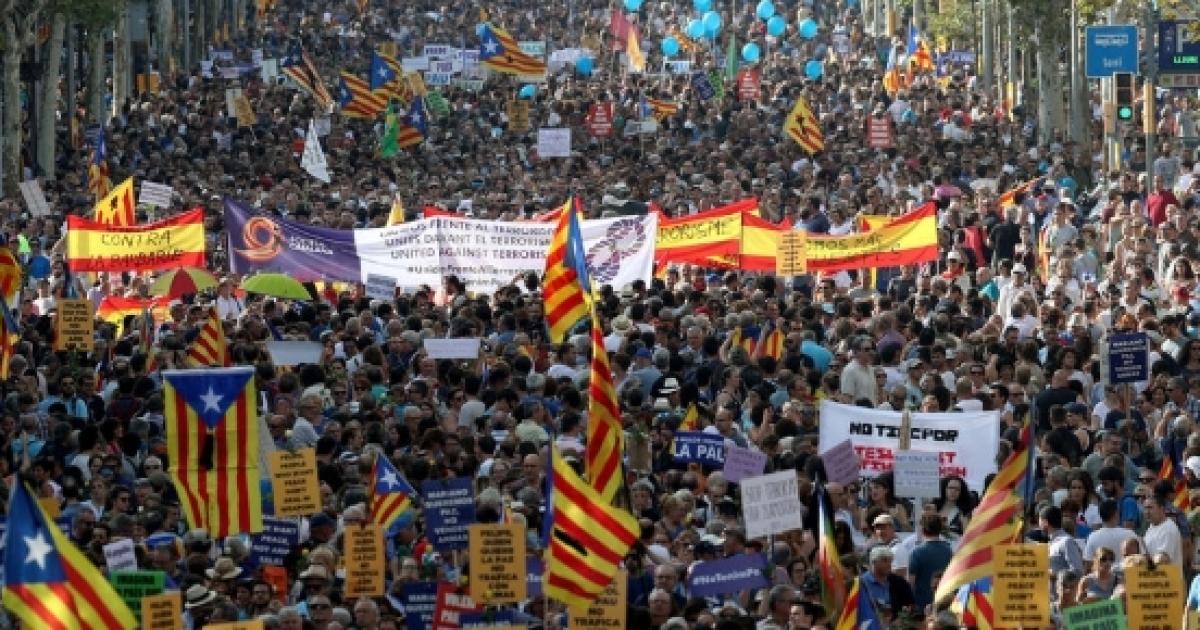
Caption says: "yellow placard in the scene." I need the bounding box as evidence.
[467,523,527,604]
[776,231,808,276]
[1126,562,1184,630]
[143,591,182,630]
[136,73,162,94]
[1189,610,1200,629]
[992,543,1051,628]
[268,449,323,517]
[344,524,386,597]
[507,100,530,133]
[54,299,96,352]
[204,622,264,630]
[233,95,256,127]
[572,568,628,621]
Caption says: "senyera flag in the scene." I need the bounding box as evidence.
[66,208,206,273]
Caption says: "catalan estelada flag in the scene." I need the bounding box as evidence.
[907,24,935,73]
[66,208,206,273]
[784,96,824,154]
[369,453,417,530]
[92,177,135,226]
[164,367,263,537]
[369,51,411,101]
[87,127,112,199]
[835,577,883,630]
[479,23,546,77]
[281,45,334,109]
[1159,455,1190,510]
[397,97,428,149]
[543,198,590,343]
[760,325,784,361]
[186,307,231,368]
[337,71,387,119]
[883,46,903,95]
[3,482,137,629]
[645,97,679,122]
[586,307,623,503]
[545,447,639,611]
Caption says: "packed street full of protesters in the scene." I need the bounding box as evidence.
[0,0,1199,628]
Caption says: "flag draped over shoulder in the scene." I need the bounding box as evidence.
[164,367,263,537]
[784,97,824,154]
[545,447,639,611]
[586,308,623,503]
[479,23,546,77]
[186,307,231,368]
[543,198,590,343]
[370,454,417,530]
[3,482,137,630]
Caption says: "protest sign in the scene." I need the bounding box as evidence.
[893,451,941,499]
[104,538,138,573]
[1125,562,1183,630]
[467,524,527,604]
[403,582,440,630]
[142,591,182,630]
[268,448,322,517]
[433,583,482,630]
[672,432,725,467]
[821,439,860,485]
[112,570,165,619]
[818,400,999,491]
[536,128,571,158]
[993,544,1051,628]
[740,471,803,539]
[365,273,397,300]
[526,557,544,598]
[687,554,769,598]
[18,179,50,216]
[138,181,175,208]
[1062,598,1126,630]
[571,569,628,625]
[722,446,767,483]
[54,299,95,352]
[204,622,264,630]
[506,100,530,133]
[265,340,323,366]
[249,516,300,566]
[262,565,288,603]
[344,524,386,597]
[425,339,482,360]
[1107,332,1149,384]
[422,477,476,550]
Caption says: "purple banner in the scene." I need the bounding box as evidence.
[687,553,769,598]
[223,198,362,282]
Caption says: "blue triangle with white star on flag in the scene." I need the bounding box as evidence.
[163,367,255,429]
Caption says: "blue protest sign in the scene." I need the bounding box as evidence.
[460,610,516,628]
[1107,332,1148,385]
[402,582,439,630]
[687,553,769,598]
[249,516,300,567]
[1085,25,1139,77]
[527,556,544,598]
[691,72,715,101]
[673,432,726,467]
[421,477,476,550]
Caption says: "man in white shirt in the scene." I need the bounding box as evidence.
[1142,495,1183,566]
[1084,499,1140,567]
[840,336,879,406]
[215,279,244,321]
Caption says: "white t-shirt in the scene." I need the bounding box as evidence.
[1144,519,1183,566]
[1083,526,1140,562]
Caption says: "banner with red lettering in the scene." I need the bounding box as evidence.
[586,102,615,138]
[816,400,999,491]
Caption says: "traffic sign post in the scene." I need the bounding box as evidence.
[1086,25,1139,78]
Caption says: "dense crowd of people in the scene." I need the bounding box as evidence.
[2,0,1200,628]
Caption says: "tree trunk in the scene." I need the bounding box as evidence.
[112,2,130,118]
[1034,21,1067,146]
[156,0,174,76]
[37,12,65,180]
[2,17,24,191]
[192,0,205,65]
[88,27,106,126]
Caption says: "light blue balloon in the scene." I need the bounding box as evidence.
[755,0,775,20]
[693,0,711,12]
[576,57,594,76]
[741,42,760,63]
[623,0,643,12]
[475,23,486,37]
[804,59,823,80]
[766,15,786,37]
[799,17,818,39]
[661,36,680,57]
[702,11,722,34]
[686,18,705,39]
[519,84,537,98]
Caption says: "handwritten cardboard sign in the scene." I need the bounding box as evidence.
[54,299,95,352]
[467,523,527,604]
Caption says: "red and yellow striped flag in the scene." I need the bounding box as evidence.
[818,483,847,618]
[679,403,700,431]
[1159,456,1189,510]
[760,326,784,361]
[165,367,263,537]
[186,307,231,368]
[586,308,623,503]
[92,177,135,226]
[543,198,590,342]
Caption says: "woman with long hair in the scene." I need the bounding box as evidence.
[1066,470,1103,531]
[866,471,912,531]
[932,475,976,536]
[1075,547,1120,603]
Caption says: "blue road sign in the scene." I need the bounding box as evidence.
[1086,25,1139,77]
[1159,20,1200,74]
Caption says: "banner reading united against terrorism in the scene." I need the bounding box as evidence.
[225,199,656,292]
[817,400,1000,491]
[66,209,206,272]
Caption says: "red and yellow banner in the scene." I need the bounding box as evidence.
[67,209,206,272]
[655,199,753,265]
[805,202,939,272]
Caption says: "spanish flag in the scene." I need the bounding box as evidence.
[784,97,823,154]
[164,367,263,537]
[66,208,207,273]
[543,198,590,343]
[92,177,136,226]
[805,202,939,273]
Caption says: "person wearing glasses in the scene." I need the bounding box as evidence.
[839,335,879,406]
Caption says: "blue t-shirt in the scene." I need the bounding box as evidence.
[909,539,955,609]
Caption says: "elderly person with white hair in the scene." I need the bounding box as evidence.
[859,546,917,622]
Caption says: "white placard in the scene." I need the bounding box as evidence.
[103,538,137,573]
[251,49,264,66]
[422,44,453,59]
[301,119,330,184]
[265,340,324,366]
[18,179,50,216]
[200,60,214,78]
[225,87,242,119]
[402,56,430,72]
[893,451,942,499]
[365,273,396,300]
[424,338,482,360]
[667,60,693,74]
[740,470,803,540]
[138,181,175,208]
[817,400,1000,492]
[261,59,279,82]
[519,41,546,58]
[536,128,571,158]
